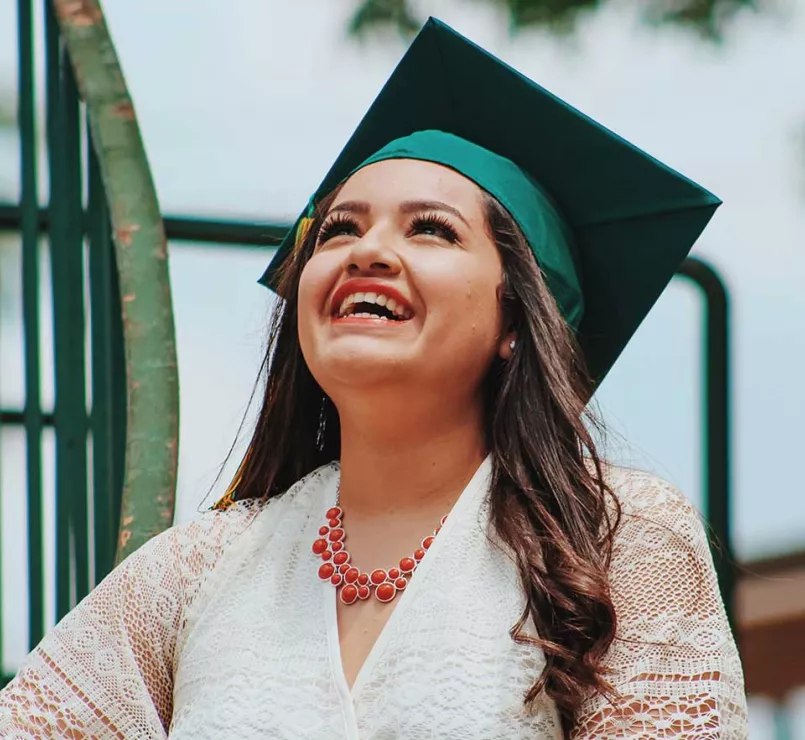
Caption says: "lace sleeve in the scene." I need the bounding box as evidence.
[0,502,262,739]
[571,471,748,740]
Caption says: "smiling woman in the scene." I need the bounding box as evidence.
[0,17,747,740]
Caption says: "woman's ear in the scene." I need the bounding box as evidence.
[499,332,517,361]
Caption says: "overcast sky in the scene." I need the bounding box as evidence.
[1,1,804,698]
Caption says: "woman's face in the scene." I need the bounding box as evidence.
[297,159,511,403]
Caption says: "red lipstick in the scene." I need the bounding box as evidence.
[330,279,414,319]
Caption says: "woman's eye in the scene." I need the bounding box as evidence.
[318,216,360,243]
[409,215,459,243]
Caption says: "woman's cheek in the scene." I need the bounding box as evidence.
[298,254,333,315]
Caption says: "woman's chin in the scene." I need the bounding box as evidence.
[313,348,418,388]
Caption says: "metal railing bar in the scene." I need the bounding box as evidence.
[45,7,89,619]
[1,410,55,426]
[18,0,45,650]
[0,203,290,246]
[677,256,734,628]
[162,216,287,246]
[87,139,125,585]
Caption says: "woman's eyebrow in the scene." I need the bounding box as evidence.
[328,200,370,216]
[399,200,470,227]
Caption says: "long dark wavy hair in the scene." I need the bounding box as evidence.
[224,186,623,734]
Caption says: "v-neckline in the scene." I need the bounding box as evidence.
[320,456,492,713]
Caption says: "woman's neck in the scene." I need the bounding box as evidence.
[335,396,487,517]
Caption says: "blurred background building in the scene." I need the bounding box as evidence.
[1,0,804,736]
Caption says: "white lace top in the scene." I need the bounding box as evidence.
[0,459,748,739]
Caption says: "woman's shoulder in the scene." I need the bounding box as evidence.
[171,496,274,557]
[161,462,340,572]
[112,496,276,599]
[599,462,712,558]
[600,462,707,538]
[602,463,696,515]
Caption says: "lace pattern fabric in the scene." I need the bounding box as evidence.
[571,469,747,738]
[0,464,747,739]
[0,499,267,739]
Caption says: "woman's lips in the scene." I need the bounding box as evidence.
[330,279,415,321]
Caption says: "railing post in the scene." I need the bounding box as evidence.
[45,1,89,619]
[87,140,127,585]
[17,0,45,650]
[677,257,735,628]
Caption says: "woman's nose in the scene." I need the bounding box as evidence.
[343,227,401,276]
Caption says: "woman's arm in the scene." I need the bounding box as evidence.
[0,527,183,739]
[571,471,748,739]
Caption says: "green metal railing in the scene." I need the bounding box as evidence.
[16,0,44,651]
[1,0,735,697]
[678,257,735,631]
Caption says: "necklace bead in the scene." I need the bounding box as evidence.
[370,569,387,585]
[312,538,328,555]
[376,582,396,602]
[313,491,446,605]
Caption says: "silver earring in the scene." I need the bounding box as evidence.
[316,395,328,451]
[509,339,516,350]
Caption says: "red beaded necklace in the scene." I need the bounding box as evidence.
[312,489,447,605]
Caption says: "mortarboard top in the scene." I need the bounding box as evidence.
[259,17,720,384]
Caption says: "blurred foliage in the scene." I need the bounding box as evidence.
[348,0,423,37]
[0,87,14,129]
[348,0,758,41]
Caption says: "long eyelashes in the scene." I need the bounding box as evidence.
[317,213,360,243]
[408,214,459,243]
[317,212,460,245]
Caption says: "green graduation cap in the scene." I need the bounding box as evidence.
[259,17,720,384]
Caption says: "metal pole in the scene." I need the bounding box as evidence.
[18,0,44,649]
[45,2,89,619]
[677,256,735,629]
[87,139,127,584]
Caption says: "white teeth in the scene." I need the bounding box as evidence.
[335,291,413,319]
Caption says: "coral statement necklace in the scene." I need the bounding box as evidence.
[312,491,447,605]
